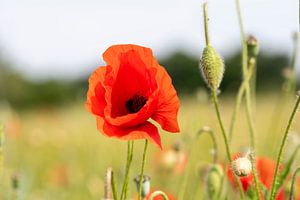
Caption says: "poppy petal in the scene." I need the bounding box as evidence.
[103,44,154,70]
[96,117,162,149]
[152,66,180,132]
[86,66,107,116]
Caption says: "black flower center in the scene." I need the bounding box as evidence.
[125,93,147,113]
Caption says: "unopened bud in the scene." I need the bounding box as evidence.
[199,46,225,90]
[134,175,151,198]
[231,157,252,177]
[12,174,20,190]
[207,164,224,199]
[247,35,259,59]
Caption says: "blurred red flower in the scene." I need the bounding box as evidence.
[154,144,188,174]
[134,190,176,200]
[86,44,180,148]
[227,155,284,199]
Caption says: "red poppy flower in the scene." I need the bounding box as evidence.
[227,154,284,199]
[86,44,180,148]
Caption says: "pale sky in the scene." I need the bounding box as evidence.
[0,0,298,79]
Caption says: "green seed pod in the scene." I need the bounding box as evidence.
[206,164,224,199]
[247,35,259,59]
[199,46,224,90]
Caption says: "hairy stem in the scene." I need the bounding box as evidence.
[229,59,255,141]
[211,90,245,200]
[269,95,300,200]
[241,59,260,200]
[138,140,149,200]
[236,0,248,77]
[203,2,210,46]
[120,141,134,200]
[289,167,300,200]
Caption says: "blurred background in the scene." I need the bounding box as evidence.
[0,0,299,199]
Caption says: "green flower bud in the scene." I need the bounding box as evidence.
[206,164,224,199]
[199,46,224,90]
[247,35,259,59]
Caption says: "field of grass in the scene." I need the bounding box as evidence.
[0,92,299,200]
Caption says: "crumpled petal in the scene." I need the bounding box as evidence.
[96,117,162,149]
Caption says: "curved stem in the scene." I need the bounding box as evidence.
[197,127,218,163]
[120,141,134,200]
[149,191,169,200]
[269,95,300,200]
[211,90,245,200]
[289,167,300,200]
[203,2,210,46]
[138,140,149,200]
[229,60,255,142]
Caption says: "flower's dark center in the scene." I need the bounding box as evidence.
[125,93,147,113]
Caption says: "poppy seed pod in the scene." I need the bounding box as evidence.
[247,35,259,59]
[199,46,224,90]
[134,175,151,198]
[231,157,252,177]
[207,164,224,199]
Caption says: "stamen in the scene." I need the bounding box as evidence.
[125,93,147,113]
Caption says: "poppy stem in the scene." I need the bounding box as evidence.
[244,59,261,200]
[203,2,210,46]
[269,95,300,200]
[120,141,134,200]
[0,125,4,180]
[138,139,149,200]
[111,169,119,200]
[235,1,262,198]
[149,190,169,200]
[211,90,245,200]
[289,167,300,200]
[197,127,218,163]
[228,61,255,142]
